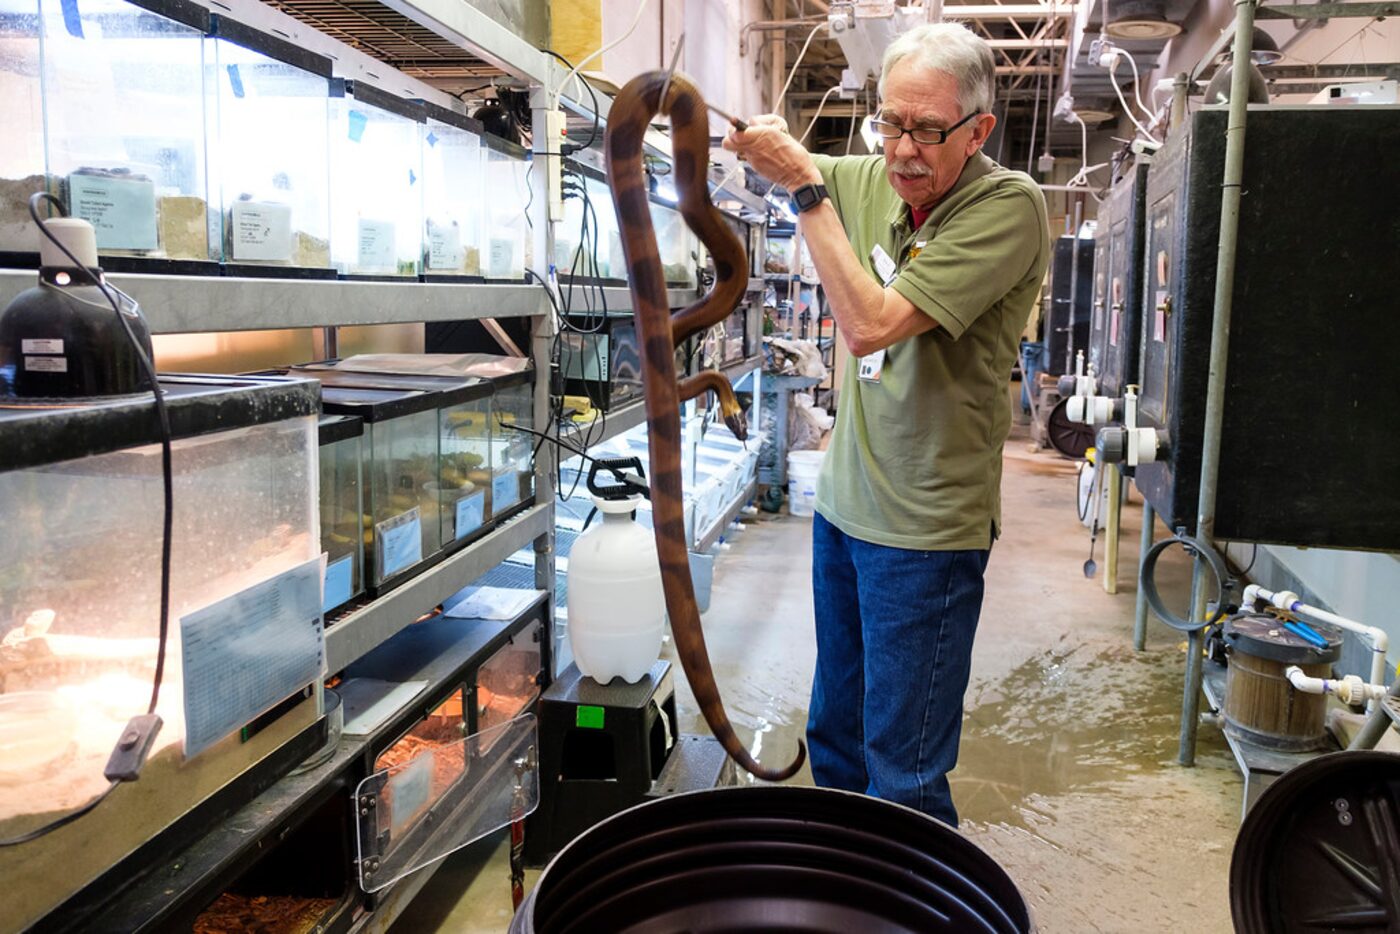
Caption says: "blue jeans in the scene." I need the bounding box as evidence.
[808,512,990,827]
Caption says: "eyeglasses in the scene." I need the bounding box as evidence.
[869,110,981,145]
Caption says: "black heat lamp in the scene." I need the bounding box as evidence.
[0,193,154,398]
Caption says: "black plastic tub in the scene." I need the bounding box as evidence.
[511,786,1033,934]
[1231,750,1400,933]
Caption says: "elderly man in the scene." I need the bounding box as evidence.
[726,22,1048,825]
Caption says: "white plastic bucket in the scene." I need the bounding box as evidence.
[786,449,825,517]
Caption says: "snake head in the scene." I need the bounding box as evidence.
[724,410,748,442]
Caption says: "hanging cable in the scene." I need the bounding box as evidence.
[1104,50,1160,142]
[798,85,841,145]
[713,20,831,197]
[844,91,860,155]
[557,0,654,100]
[2,193,174,847]
[541,48,600,154]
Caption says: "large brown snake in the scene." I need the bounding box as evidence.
[605,71,805,782]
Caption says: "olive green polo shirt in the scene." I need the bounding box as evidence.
[809,151,1049,551]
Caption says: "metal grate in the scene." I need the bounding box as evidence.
[477,560,568,609]
[265,0,503,94]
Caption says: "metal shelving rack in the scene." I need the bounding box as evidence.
[5,1,773,924]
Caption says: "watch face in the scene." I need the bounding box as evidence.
[793,185,824,213]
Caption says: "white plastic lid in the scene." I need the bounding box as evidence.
[39,216,99,269]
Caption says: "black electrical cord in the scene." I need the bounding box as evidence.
[1,193,174,848]
[541,48,600,154]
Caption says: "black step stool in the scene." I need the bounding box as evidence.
[525,660,680,865]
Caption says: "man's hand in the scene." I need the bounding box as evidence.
[723,115,824,191]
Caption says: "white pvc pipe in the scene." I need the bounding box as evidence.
[1285,666,1337,697]
[1285,666,1390,706]
[1247,584,1390,712]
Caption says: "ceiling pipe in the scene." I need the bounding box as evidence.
[739,17,826,55]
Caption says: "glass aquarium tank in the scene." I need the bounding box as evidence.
[481,135,530,281]
[590,173,624,282]
[0,0,45,263]
[40,0,215,272]
[650,197,696,288]
[329,79,423,279]
[319,414,365,617]
[557,165,620,281]
[0,374,321,932]
[317,385,440,591]
[208,15,333,277]
[421,102,484,279]
[488,370,535,516]
[296,364,495,548]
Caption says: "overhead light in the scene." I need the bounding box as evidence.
[1201,28,1283,104]
[1202,61,1270,105]
[1103,0,1183,41]
[1073,103,1117,124]
[1245,26,1285,65]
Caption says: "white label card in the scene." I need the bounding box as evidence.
[180,556,325,759]
[357,218,398,271]
[231,201,294,262]
[870,244,898,287]
[22,339,63,354]
[426,219,464,270]
[488,237,516,277]
[69,171,158,252]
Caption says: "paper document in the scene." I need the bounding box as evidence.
[443,586,544,621]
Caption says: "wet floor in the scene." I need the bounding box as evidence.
[391,424,1243,933]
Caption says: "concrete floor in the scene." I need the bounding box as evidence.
[390,423,1242,933]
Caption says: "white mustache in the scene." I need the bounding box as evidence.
[888,159,933,177]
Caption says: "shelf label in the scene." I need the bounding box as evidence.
[69,171,158,252]
[488,237,515,277]
[358,218,397,271]
[323,553,354,613]
[492,471,520,511]
[426,218,464,271]
[231,200,294,262]
[180,555,325,759]
[376,508,423,579]
[455,490,486,540]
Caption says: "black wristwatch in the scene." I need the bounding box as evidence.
[790,183,829,215]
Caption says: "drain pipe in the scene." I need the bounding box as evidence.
[1284,667,1390,706]
[1063,199,1084,374]
[1350,679,1400,750]
[1244,584,1390,711]
[1133,501,1155,651]
[1178,0,1258,768]
[1170,72,1190,130]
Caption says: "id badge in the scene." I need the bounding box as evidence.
[858,349,886,382]
[870,244,898,287]
[861,244,898,383]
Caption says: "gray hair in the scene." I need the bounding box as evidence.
[878,23,997,117]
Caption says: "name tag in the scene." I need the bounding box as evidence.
[870,244,898,287]
[858,349,886,383]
